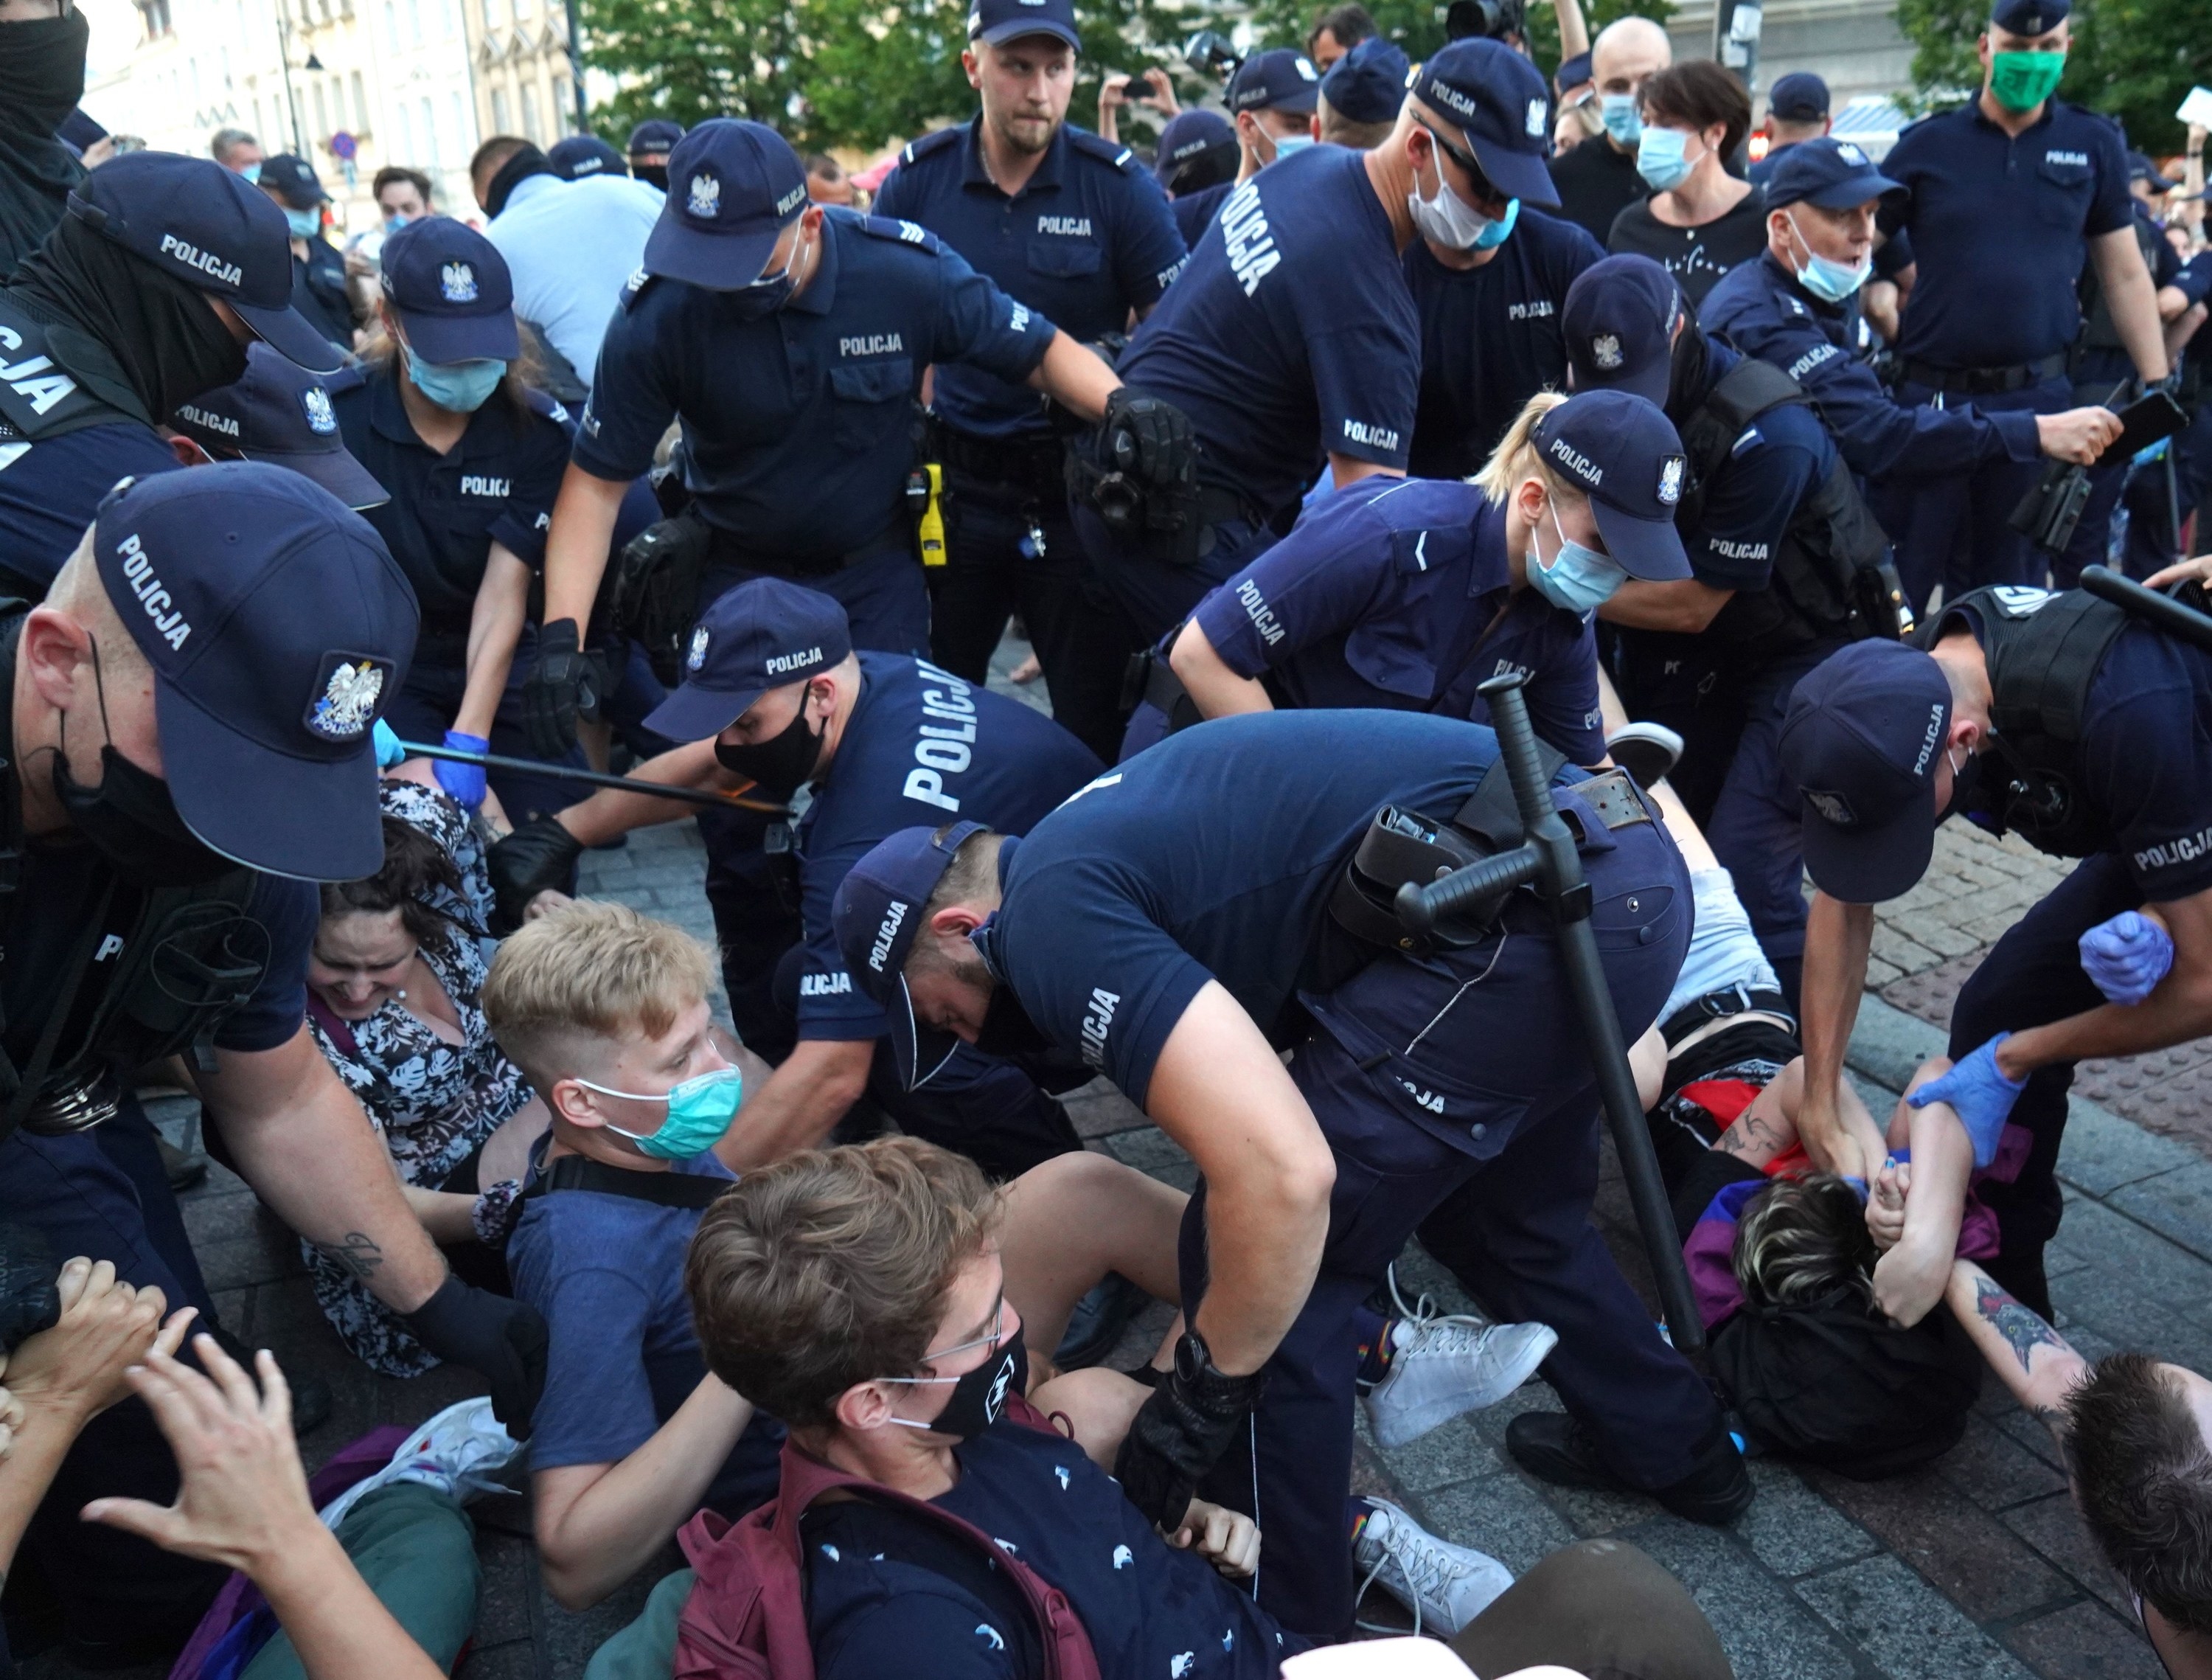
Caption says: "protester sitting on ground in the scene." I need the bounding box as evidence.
[1942,1257,2212,1677]
[302,781,550,1378]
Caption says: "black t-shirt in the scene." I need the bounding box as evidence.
[1546,136,1649,248]
[1607,192,1768,309]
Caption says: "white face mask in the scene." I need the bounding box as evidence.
[1406,129,1517,253]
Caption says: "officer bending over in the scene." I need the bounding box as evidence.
[166,341,388,510]
[0,468,540,1659]
[830,706,1733,1639]
[490,580,1102,1182]
[1781,586,2212,1321]
[1571,253,1878,1004]
[1701,137,2123,490]
[872,0,1186,763]
[1078,39,1559,642]
[0,150,344,595]
[1127,389,1687,763]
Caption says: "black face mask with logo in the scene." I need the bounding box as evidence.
[921,1325,1027,1443]
[713,690,824,798]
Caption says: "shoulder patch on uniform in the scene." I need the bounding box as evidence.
[903,126,964,167]
[1068,128,1144,173]
[857,213,942,252]
[619,267,658,312]
[524,387,571,426]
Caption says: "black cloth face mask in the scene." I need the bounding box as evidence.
[1665,322,1711,420]
[633,163,669,192]
[0,10,91,285]
[885,1324,1026,1443]
[713,691,824,798]
[974,985,1052,1058]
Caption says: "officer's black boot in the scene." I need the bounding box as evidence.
[1506,1410,1753,1524]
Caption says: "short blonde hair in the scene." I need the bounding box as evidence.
[481,899,715,1089]
[1470,389,1590,510]
[1318,92,1397,150]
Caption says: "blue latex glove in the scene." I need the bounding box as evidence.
[1907,1033,2027,1168]
[372,718,405,770]
[2078,909,2174,1007]
[434,730,490,811]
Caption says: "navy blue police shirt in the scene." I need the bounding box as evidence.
[1701,251,2042,480]
[795,652,1102,1044]
[2073,199,2184,387]
[1112,146,1419,523]
[1171,180,1233,251]
[574,209,1060,563]
[978,710,1522,1105]
[872,120,1186,440]
[800,1419,1293,1680]
[0,422,182,596]
[1676,338,1833,599]
[330,364,574,649]
[1946,593,2212,901]
[1405,209,1605,479]
[1189,477,1603,760]
[1878,100,2132,370]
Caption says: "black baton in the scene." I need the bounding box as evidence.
[1394,677,1706,1355]
[2079,565,2212,656]
[395,740,793,817]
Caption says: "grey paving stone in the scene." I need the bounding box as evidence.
[1102,1126,1197,1193]
[1795,1554,2039,1680]
[2050,1265,2212,1370]
[2045,1197,2212,1309]
[2108,1162,2212,1266]
[2000,1491,2135,1622]
[1936,1413,2071,1513]
[1372,1411,1505,1495]
[1845,996,1948,1091]
[1418,1473,1582,1577]
[1733,1460,1882,1578]
[2056,1106,2205,1197]
[2000,1597,2167,1680]
[1629,1518,1857,1680]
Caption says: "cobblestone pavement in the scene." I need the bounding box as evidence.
[25,658,2202,1679]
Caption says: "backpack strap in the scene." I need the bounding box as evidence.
[524,1153,728,1209]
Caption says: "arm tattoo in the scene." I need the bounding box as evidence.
[1974,1275,2065,1375]
[316,1232,384,1282]
[1714,1114,1784,1159]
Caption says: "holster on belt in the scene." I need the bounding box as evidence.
[608,508,713,684]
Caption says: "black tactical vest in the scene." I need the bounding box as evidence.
[0,294,148,454]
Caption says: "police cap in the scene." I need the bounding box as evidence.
[549,134,627,179]
[1763,135,1904,211]
[832,822,991,1089]
[380,217,521,363]
[66,151,345,375]
[1562,253,1681,406]
[1765,72,1830,122]
[627,119,686,158]
[644,577,853,743]
[91,463,419,881]
[967,0,1080,50]
[259,153,327,209]
[644,119,810,290]
[171,343,388,511]
[1554,49,1592,93]
[1989,0,2067,34]
[1529,390,1693,582]
[1321,35,1411,125]
[1154,110,1239,190]
[1411,38,1559,206]
[1227,49,1323,116]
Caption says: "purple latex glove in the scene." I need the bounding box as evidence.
[2078,909,2173,1007]
[1907,1034,2027,1168]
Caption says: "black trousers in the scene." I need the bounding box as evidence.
[927,462,1144,766]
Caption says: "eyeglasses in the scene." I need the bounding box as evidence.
[1421,125,1510,212]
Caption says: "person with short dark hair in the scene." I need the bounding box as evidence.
[1749,71,1829,186]
[803,151,853,205]
[372,165,434,228]
[1307,1,1376,69]
[1606,60,1763,307]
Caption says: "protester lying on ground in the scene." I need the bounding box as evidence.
[1944,1258,2212,1679]
[301,782,551,1378]
[479,901,1183,1609]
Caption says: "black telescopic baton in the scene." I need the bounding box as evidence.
[2079,565,2212,655]
[394,740,793,817]
[1393,676,1707,1355]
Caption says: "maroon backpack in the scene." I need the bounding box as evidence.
[672,1396,1102,1680]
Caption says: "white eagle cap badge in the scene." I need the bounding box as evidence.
[688,174,721,218]
[688,624,711,671]
[1657,456,1685,505]
[1592,333,1624,371]
[440,260,477,303]
[305,656,386,743]
[301,386,337,434]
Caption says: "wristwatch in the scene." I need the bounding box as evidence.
[1172,1327,1266,1415]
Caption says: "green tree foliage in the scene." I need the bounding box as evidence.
[1896,0,2212,150]
[1239,0,1672,87]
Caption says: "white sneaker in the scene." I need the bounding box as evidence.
[319,1397,521,1530]
[1363,1280,1559,1450]
[1352,1498,1514,1637]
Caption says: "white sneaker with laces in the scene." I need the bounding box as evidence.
[1362,1274,1558,1450]
[319,1397,521,1530]
[1352,1498,1513,1637]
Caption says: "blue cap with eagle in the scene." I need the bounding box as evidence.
[379,216,520,363]
[643,119,811,290]
[171,343,387,510]
[643,577,852,743]
[967,0,1080,49]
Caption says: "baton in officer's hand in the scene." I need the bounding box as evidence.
[394,740,793,816]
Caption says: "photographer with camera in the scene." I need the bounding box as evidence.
[1096,64,1181,147]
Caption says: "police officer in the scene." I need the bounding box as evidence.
[1399,49,1604,480]
[0,466,542,1659]
[1081,38,1559,642]
[871,0,1187,764]
[1873,0,2166,608]
[1747,72,1830,188]
[254,152,356,353]
[168,340,388,509]
[488,578,1105,1182]
[1127,389,1688,762]
[330,216,593,825]
[1781,585,2212,1323]
[1168,47,1326,240]
[1702,137,2124,494]
[627,118,685,192]
[1154,109,1239,248]
[547,133,628,181]
[1316,33,1408,148]
[0,150,344,596]
[1569,252,1879,1004]
[521,119,1127,1049]
[830,705,1733,1639]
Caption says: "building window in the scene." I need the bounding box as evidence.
[490,86,509,135]
[312,81,328,141]
[521,84,541,144]
[420,97,439,165]
[481,0,497,29]
[451,91,471,158]
[395,101,414,162]
[137,0,173,37]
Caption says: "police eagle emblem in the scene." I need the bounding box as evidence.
[306,659,385,742]
[440,261,477,302]
[1592,333,1624,370]
[687,625,711,671]
[302,387,337,434]
[688,174,721,218]
[1657,456,1684,504]
[1804,789,1856,827]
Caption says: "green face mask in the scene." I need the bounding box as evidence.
[1989,49,2065,113]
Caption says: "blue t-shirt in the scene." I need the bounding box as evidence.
[801,1420,1292,1680]
[872,120,1186,440]
[1879,100,2131,369]
[0,420,183,595]
[507,1145,784,1513]
[1188,477,1603,761]
[1700,251,2040,481]
[1170,180,1233,251]
[796,653,1102,1041]
[1113,147,1419,523]
[978,710,1513,1104]
[575,210,1059,560]
[1405,210,1606,479]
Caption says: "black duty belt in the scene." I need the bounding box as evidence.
[1897,353,2068,396]
[1659,984,1798,1051]
[706,521,908,580]
[937,426,1067,494]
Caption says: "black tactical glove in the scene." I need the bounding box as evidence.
[1102,387,1197,491]
[519,618,607,759]
[403,1275,549,1439]
[1112,1330,1265,1533]
[487,816,585,934]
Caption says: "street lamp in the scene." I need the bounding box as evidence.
[275,1,309,153]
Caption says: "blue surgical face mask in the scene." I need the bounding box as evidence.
[1599,94,1642,146]
[403,344,507,414]
[1527,500,1628,615]
[1784,212,1874,304]
[1266,129,1315,163]
[575,1065,745,1161]
[383,212,415,235]
[240,162,263,184]
[1634,125,1696,192]
[284,205,322,240]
